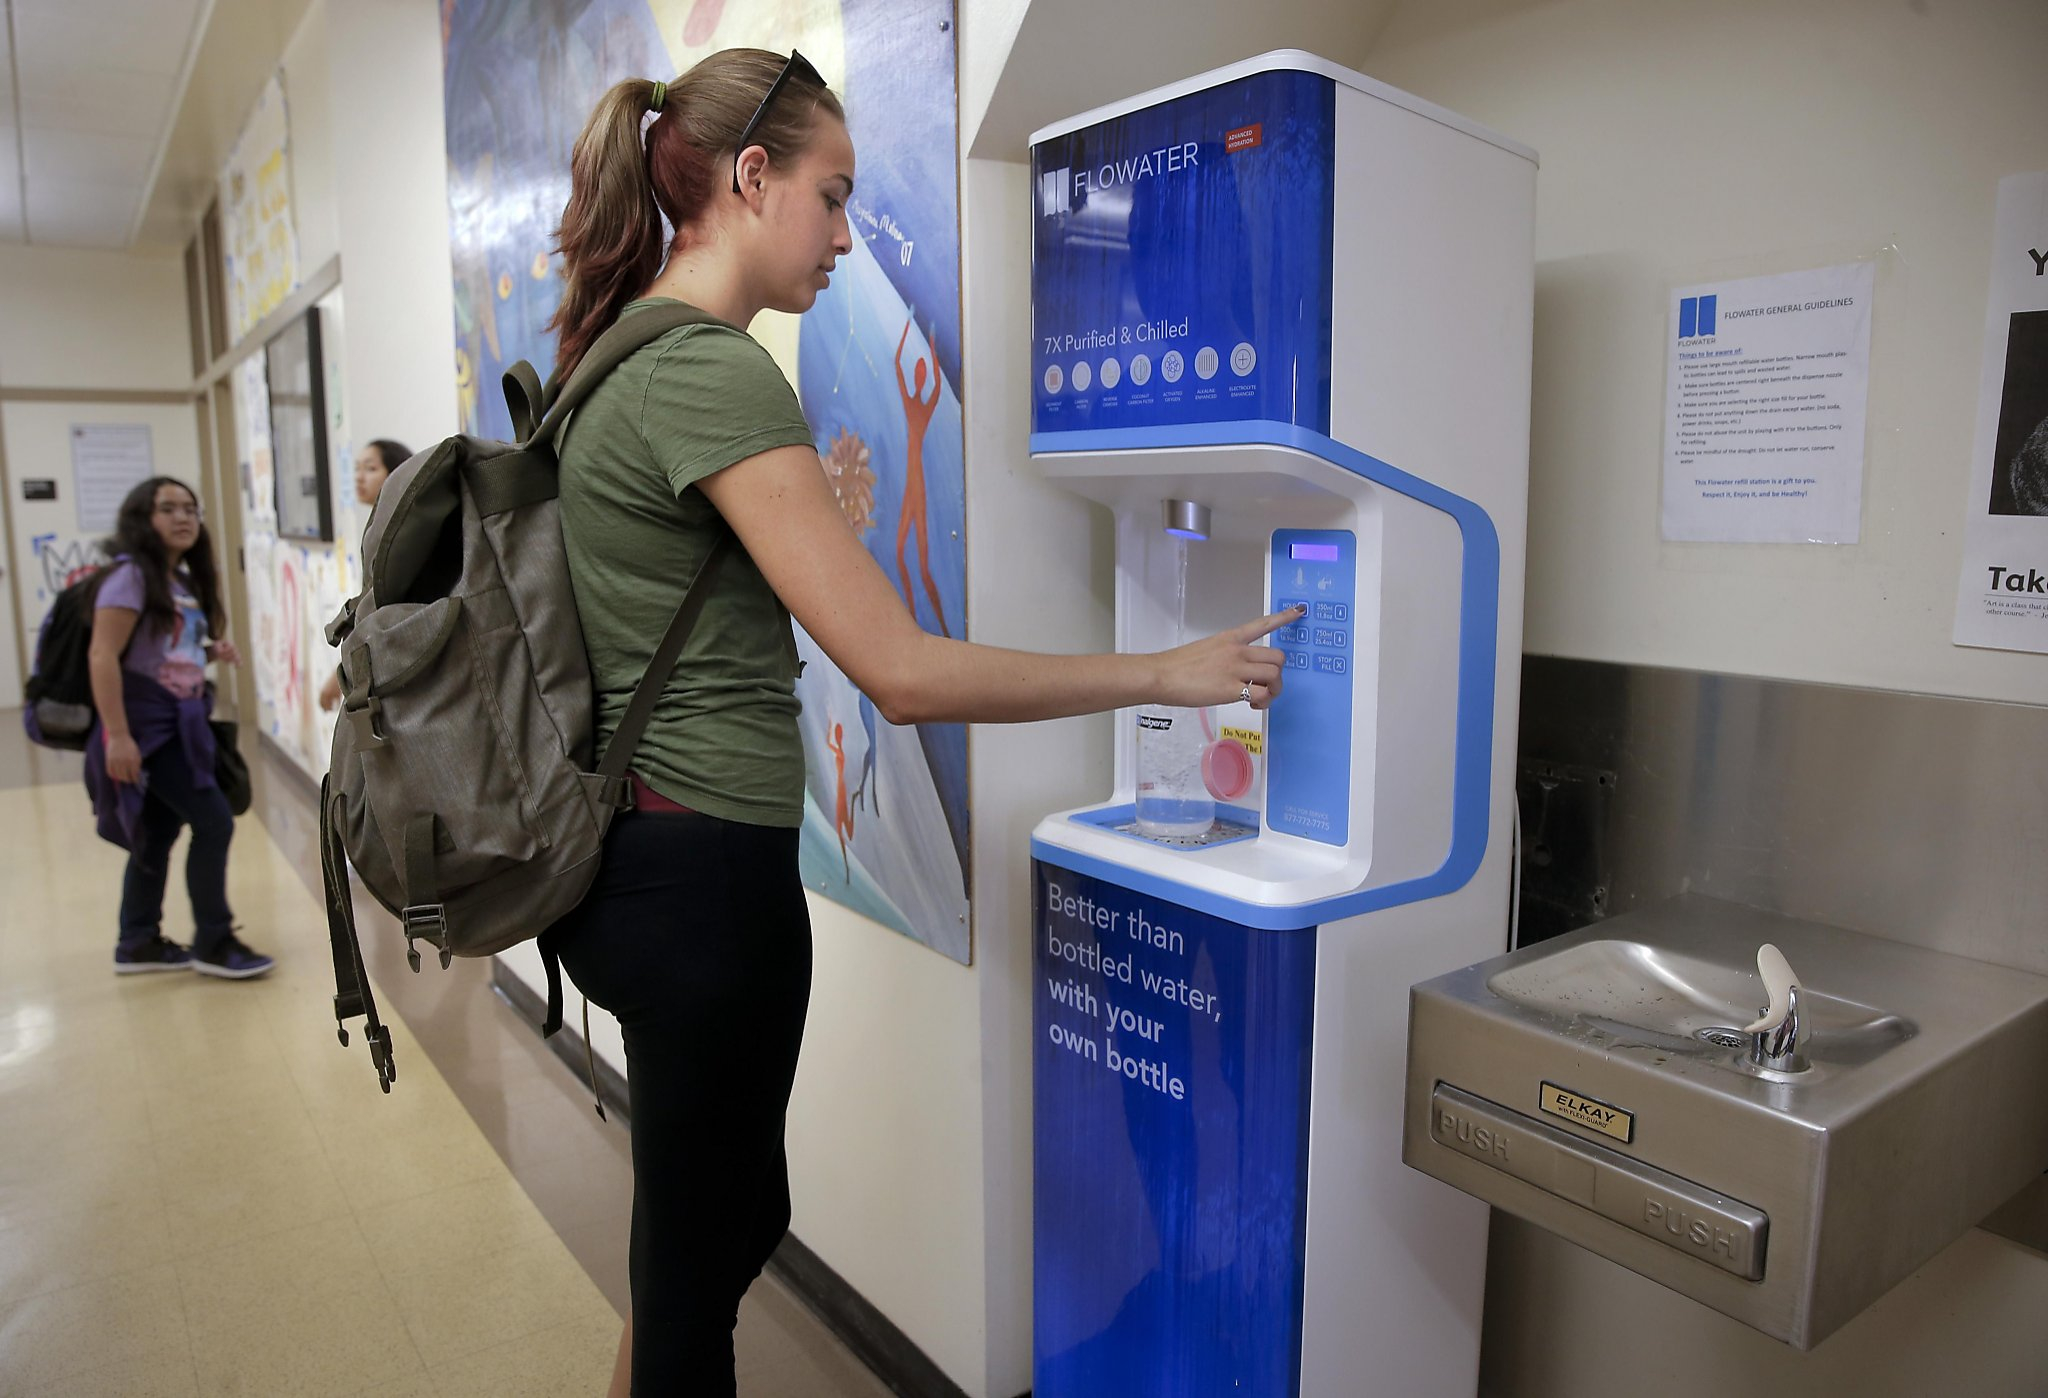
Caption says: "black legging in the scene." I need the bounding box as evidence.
[549,808,813,1396]
[118,735,236,953]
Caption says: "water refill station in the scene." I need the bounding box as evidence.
[1026,53,1536,1396]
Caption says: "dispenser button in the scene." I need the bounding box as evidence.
[1312,601,1340,621]
[1314,654,1347,676]
[1277,598,1309,616]
[1285,651,1309,671]
[1313,627,1346,649]
[1333,603,1350,622]
[1281,625,1310,644]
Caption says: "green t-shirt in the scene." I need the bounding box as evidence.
[558,302,816,827]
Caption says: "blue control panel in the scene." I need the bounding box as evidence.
[1268,529,1355,845]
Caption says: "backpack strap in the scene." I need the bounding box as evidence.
[590,526,736,798]
[321,774,397,1095]
[476,302,726,518]
[518,302,734,1114]
[527,301,726,449]
[503,363,545,442]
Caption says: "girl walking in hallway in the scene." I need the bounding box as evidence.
[87,476,272,979]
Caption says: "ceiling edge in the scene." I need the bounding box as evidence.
[122,0,219,251]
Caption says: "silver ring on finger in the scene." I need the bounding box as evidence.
[1239,683,1253,704]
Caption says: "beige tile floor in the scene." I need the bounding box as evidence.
[0,725,895,1397]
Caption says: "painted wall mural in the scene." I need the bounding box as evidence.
[443,0,969,962]
[236,296,360,780]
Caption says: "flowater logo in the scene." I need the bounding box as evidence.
[1040,168,1070,217]
[1070,143,1201,197]
[1678,294,1719,340]
[1678,294,1718,340]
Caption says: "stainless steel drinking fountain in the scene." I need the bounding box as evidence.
[1402,894,2048,1349]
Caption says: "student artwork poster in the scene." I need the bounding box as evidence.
[1953,172,2048,654]
[443,0,971,961]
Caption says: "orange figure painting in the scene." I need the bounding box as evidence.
[828,721,854,881]
[894,317,951,637]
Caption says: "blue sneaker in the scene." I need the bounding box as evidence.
[193,934,275,980]
[114,937,194,974]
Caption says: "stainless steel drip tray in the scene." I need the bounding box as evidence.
[1401,895,2048,1350]
[1429,1083,1767,1280]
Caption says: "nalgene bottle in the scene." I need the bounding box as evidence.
[1135,704,1215,838]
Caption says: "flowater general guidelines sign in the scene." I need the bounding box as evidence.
[1661,261,1876,544]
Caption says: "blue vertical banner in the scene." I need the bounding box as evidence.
[1034,861,1318,1397]
[1029,70,1336,437]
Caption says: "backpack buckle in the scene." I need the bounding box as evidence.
[402,903,447,939]
[403,908,452,975]
[347,695,386,749]
[365,1023,397,1092]
[324,597,359,647]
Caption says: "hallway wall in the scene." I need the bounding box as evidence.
[0,244,192,392]
[1358,0,2048,1390]
[0,242,198,717]
[1368,0,2046,705]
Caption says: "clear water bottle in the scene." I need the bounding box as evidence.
[1135,704,1215,838]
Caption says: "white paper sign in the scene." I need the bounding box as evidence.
[1953,173,2048,654]
[70,424,155,534]
[1661,261,1876,544]
[220,75,299,342]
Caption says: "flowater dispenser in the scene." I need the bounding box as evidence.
[1026,52,1536,1396]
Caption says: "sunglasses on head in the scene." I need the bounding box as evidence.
[731,50,825,195]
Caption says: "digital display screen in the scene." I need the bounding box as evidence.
[1289,543,1340,562]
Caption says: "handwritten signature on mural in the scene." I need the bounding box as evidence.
[850,196,914,268]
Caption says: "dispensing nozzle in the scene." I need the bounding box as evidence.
[1743,943,1808,1072]
[1162,499,1211,540]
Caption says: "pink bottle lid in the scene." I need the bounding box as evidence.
[1202,739,1255,802]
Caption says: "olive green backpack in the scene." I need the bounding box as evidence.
[320,302,731,1099]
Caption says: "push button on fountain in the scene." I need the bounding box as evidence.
[1428,1084,1767,1281]
[1313,627,1347,649]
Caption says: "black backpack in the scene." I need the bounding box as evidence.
[22,567,107,751]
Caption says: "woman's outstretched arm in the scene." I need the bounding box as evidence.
[697,444,1295,728]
